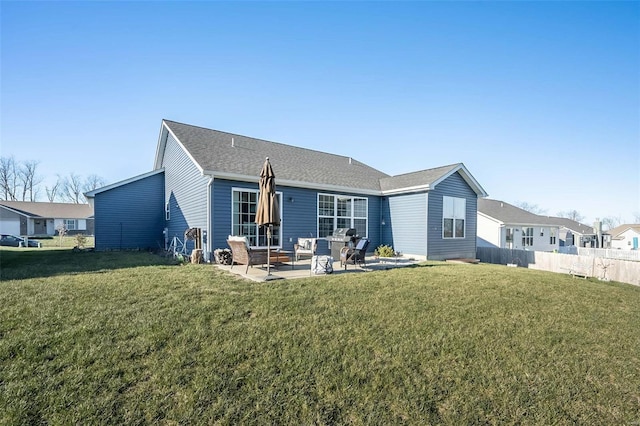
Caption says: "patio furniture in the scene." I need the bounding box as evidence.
[294,237,317,261]
[270,250,294,269]
[340,238,370,269]
[227,236,270,273]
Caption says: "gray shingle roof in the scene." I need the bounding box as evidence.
[163,120,390,192]
[0,201,93,219]
[479,199,599,233]
[161,120,487,196]
[478,199,560,226]
[545,217,595,235]
[379,164,461,192]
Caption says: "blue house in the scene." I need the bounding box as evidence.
[86,120,488,260]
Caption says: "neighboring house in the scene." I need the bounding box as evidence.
[477,199,560,252]
[0,201,94,236]
[545,217,597,247]
[607,224,640,250]
[86,119,488,260]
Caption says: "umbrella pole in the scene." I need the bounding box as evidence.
[263,225,282,280]
[266,225,272,277]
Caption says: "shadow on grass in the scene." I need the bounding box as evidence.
[0,248,178,281]
[403,262,456,269]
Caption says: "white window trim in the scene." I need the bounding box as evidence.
[442,196,466,239]
[317,193,368,238]
[522,227,534,247]
[231,187,282,249]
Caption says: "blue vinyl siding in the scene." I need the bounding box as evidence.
[94,172,165,251]
[210,179,380,255]
[427,172,478,260]
[162,133,210,252]
[385,192,428,256]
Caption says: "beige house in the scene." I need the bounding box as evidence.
[0,201,93,236]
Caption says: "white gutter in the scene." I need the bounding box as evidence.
[202,170,383,196]
[381,184,431,196]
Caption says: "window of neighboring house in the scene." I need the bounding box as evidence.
[317,194,368,238]
[522,227,534,247]
[232,189,281,247]
[505,228,514,248]
[550,229,557,245]
[165,203,170,221]
[64,219,77,230]
[443,196,466,238]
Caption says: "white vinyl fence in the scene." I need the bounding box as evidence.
[577,247,640,262]
[477,247,640,287]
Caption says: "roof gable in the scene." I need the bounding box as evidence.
[607,224,640,237]
[0,201,93,219]
[380,163,488,196]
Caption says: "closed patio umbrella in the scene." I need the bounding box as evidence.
[255,157,281,280]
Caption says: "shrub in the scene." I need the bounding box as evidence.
[374,244,395,257]
[74,234,87,249]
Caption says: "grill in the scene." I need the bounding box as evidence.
[327,228,358,259]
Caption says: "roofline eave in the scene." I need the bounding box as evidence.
[203,170,382,196]
[477,211,504,226]
[84,169,165,198]
[381,184,430,196]
[0,205,33,218]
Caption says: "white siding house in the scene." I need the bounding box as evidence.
[608,224,640,250]
[477,199,560,252]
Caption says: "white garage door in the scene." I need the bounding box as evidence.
[0,218,20,235]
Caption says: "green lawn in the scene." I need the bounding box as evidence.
[1,249,639,424]
[34,235,95,249]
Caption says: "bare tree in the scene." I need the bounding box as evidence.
[515,201,547,215]
[62,173,84,204]
[46,175,63,202]
[56,223,67,247]
[83,174,107,193]
[601,216,622,231]
[557,210,585,222]
[0,156,19,200]
[18,160,43,202]
[633,212,640,223]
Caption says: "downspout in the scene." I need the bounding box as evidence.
[379,197,384,247]
[424,192,429,259]
[206,176,214,262]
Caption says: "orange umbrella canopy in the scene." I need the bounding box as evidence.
[255,157,280,227]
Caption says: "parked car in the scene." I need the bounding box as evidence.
[0,234,42,248]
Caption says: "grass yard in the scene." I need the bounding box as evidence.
[35,235,95,249]
[1,248,639,424]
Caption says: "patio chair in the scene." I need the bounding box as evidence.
[226,236,269,273]
[294,237,317,261]
[340,238,370,270]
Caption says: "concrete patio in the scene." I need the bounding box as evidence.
[213,255,423,282]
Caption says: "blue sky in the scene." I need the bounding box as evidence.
[2,1,639,224]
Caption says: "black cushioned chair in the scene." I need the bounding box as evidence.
[340,238,370,270]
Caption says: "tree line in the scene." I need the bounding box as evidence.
[0,156,106,204]
[515,201,640,231]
